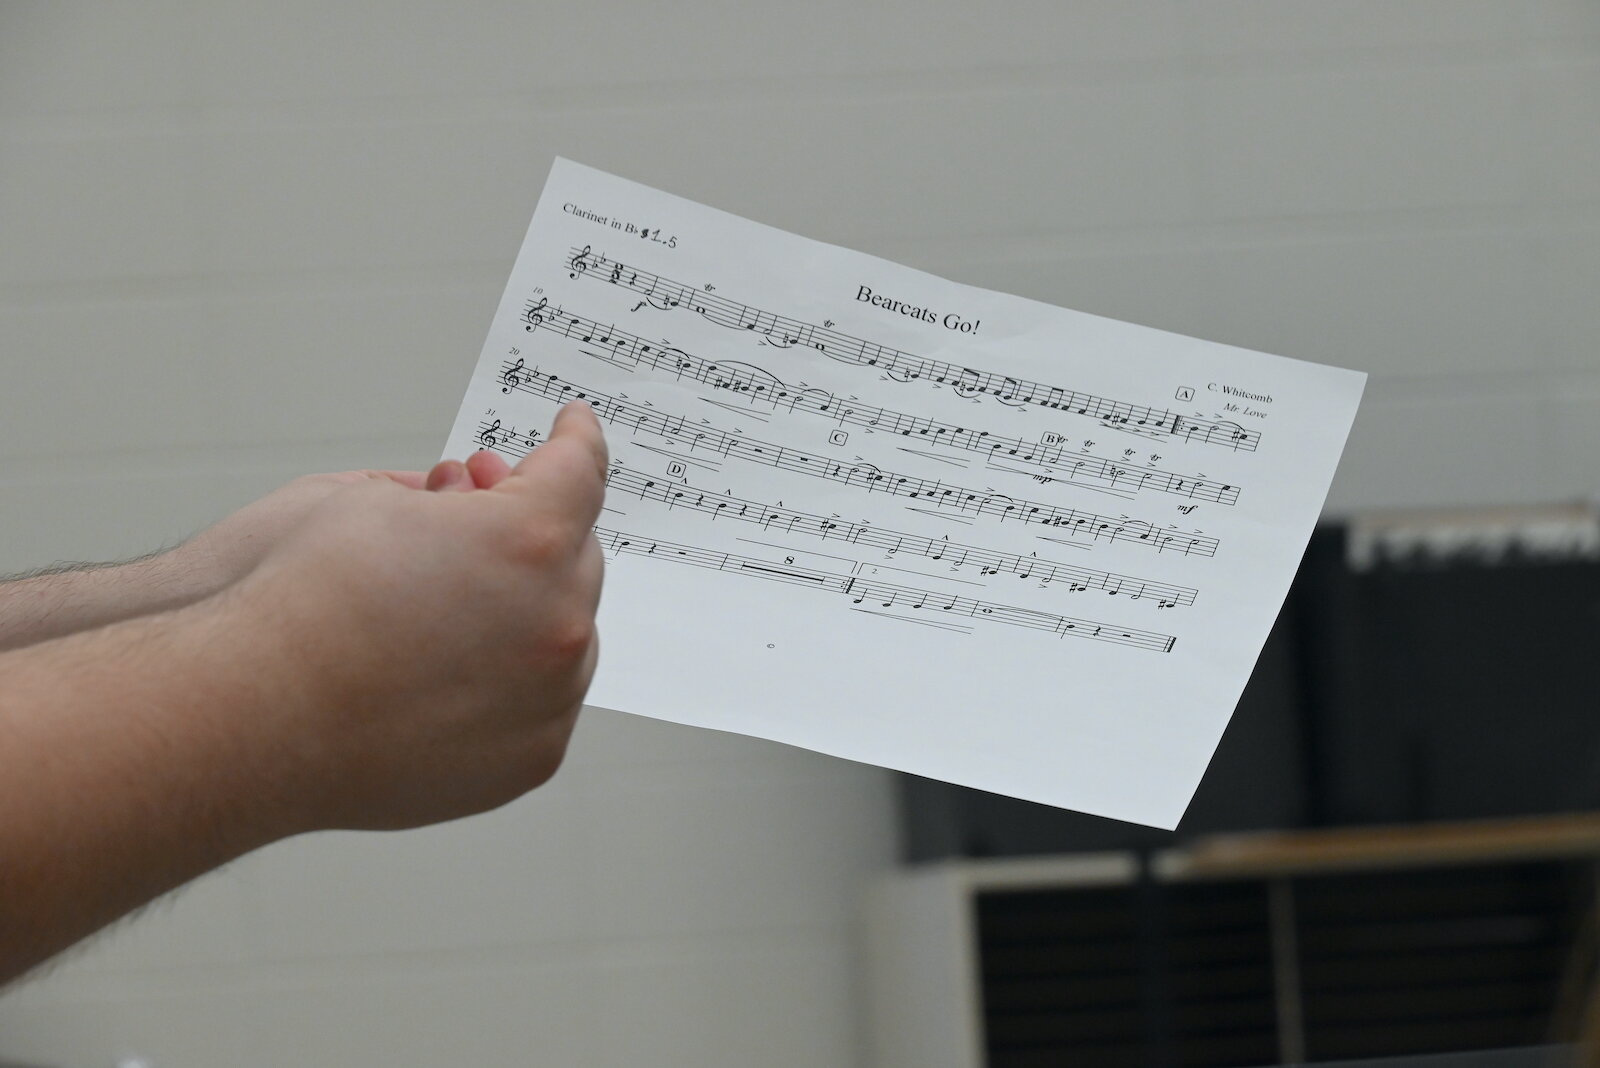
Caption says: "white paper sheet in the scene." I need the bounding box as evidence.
[444,159,1365,829]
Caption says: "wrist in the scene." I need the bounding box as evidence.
[151,538,231,605]
[159,587,336,845]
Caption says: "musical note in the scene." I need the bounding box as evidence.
[476,434,1200,608]
[592,525,1176,652]
[562,246,1264,453]
[518,304,1241,505]
[489,367,1221,557]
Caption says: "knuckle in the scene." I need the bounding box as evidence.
[542,613,595,665]
[506,520,568,565]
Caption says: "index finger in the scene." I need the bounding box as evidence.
[497,401,610,526]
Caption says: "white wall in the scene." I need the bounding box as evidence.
[1,3,1596,1066]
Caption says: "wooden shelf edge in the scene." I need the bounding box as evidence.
[1178,812,1600,878]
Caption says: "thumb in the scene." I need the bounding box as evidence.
[497,402,609,527]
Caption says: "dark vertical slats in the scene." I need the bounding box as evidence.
[973,859,1593,1067]
[1296,861,1588,1062]
[978,881,1276,1067]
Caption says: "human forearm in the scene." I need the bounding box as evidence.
[0,594,302,982]
[0,549,219,653]
[0,414,603,984]
[0,469,435,654]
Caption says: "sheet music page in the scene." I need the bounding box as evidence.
[444,159,1365,829]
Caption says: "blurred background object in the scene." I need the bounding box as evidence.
[1,2,1597,1066]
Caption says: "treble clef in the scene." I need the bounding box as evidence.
[501,357,526,394]
[523,296,549,332]
[568,245,592,279]
[479,418,502,450]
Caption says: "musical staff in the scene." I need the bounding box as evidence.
[593,525,1178,653]
[477,422,1198,608]
[515,300,1240,506]
[563,245,1261,453]
[492,363,1220,557]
